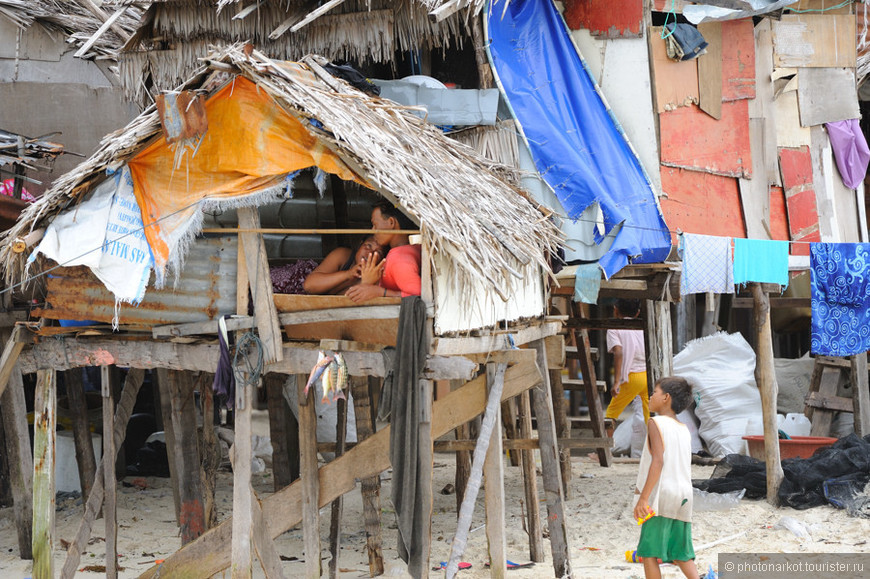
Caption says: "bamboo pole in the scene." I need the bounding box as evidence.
[32,369,56,579]
[1,365,32,559]
[231,367,254,578]
[445,363,507,579]
[202,228,420,235]
[751,283,783,505]
[483,363,507,578]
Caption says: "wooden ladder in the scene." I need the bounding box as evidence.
[804,353,870,437]
[562,299,613,467]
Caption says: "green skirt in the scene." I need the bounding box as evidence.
[636,516,695,563]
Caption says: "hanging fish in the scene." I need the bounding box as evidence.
[321,358,339,405]
[305,350,333,397]
[333,352,348,402]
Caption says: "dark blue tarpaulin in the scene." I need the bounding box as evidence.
[486,0,672,277]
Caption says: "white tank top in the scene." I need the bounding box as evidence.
[634,415,694,523]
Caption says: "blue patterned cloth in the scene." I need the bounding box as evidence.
[680,233,734,295]
[573,263,602,304]
[733,238,789,287]
[811,243,870,356]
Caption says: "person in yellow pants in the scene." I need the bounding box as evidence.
[605,300,649,455]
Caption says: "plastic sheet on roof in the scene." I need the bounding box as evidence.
[486,0,671,277]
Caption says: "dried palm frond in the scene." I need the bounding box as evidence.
[2,44,562,305]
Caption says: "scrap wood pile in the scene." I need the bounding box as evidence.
[0,0,144,60]
[0,130,64,172]
[0,44,562,304]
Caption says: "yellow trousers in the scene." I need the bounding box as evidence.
[605,371,649,422]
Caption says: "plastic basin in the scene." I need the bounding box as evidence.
[742,435,838,460]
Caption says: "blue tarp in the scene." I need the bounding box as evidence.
[486,0,672,277]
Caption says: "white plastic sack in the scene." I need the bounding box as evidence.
[32,166,154,305]
[774,354,815,415]
[677,407,704,454]
[673,332,762,457]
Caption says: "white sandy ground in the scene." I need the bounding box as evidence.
[2,415,869,579]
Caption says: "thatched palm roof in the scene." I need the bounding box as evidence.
[115,0,474,104]
[0,0,144,61]
[1,44,561,301]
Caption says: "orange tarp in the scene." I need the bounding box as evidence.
[128,76,366,274]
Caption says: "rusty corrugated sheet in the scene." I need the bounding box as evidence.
[35,236,238,326]
[156,91,208,144]
[563,0,643,38]
[660,167,747,239]
[660,101,752,178]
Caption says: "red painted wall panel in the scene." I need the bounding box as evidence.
[563,0,643,37]
[769,185,790,242]
[660,101,752,178]
[779,146,821,256]
[660,167,747,239]
[721,19,756,101]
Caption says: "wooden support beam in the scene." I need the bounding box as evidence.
[419,375,435,576]
[432,322,562,356]
[60,369,144,579]
[64,368,96,506]
[322,437,613,453]
[102,367,118,579]
[517,389,543,562]
[808,367,841,436]
[231,367,255,578]
[0,324,25,400]
[139,352,544,579]
[804,392,857,413]
[851,353,870,437]
[19,338,476,381]
[199,372,219,529]
[483,363,507,579]
[1,365,32,559]
[548,369,572,499]
[298,374,321,579]
[237,206,283,364]
[751,283,783,506]
[530,340,572,578]
[643,300,674,395]
[353,376,384,576]
[328,395,349,579]
[168,370,207,544]
[156,369,182,522]
[32,369,56,579]
[266,374,298,489]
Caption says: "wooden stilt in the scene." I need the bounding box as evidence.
[231,367,254,578]
[60,369,145,579]
[451,378,472,513]
[328,394,349,578]
[65,368,97,506]
[1,365,32,559]
[266,373,296,490]
[198,372,219,529]
[32,369,57,579]
[850,353,870,437]
[101,366,118,579]
[530,340,572,578]
[484,363,507,578]
[501,399,520,467]
[0,411,10,508]
[298,374,321,579]
[140,355,545,579]
[751,283,783,506]
[517,389,543,562]
[354,376,384,577]
[643,300,674,393]
[418,376,434,575]
[548,369,572,499]
[168,370,207,544]
[155,368,182,522]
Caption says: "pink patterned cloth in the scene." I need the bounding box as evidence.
[0,178,35,202]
